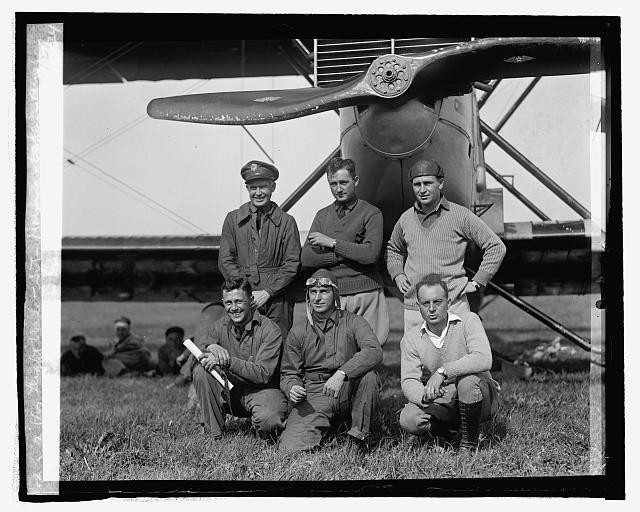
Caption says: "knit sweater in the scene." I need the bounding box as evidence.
[386,197,506,310]
[400,312,495,406]
[301,199,384,295]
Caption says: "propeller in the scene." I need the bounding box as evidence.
[147,37,599,126]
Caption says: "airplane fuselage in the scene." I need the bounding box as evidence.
[339,93,485,238]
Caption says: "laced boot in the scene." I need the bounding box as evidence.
[458,401,483,452]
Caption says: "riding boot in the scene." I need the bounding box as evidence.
[458,401,483,452]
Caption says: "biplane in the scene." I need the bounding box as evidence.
[61,35,608,353]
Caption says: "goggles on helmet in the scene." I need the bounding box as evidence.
[305,277,337,288]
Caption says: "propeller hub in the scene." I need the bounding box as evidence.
[368,54,412,98]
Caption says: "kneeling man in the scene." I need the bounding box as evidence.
[399,274,500,451]
[279,269,383,451]
[193,278,288,440]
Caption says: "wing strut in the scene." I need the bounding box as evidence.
[280,147,341,212]
[468,267,592,353]
[482,77,541,150]
[481,120,591,219]
[485,163,551,221]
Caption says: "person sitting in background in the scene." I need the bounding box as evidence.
[173,302,228,387]
[157,326,188,376]
[61,335,104,376]
[399,274,500,452]
[102,316,151,377]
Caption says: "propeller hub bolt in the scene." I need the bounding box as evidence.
[368,54,412,98]
[383,69,397,82]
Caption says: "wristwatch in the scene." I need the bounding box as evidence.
[331,239,337,250]
[469,280,482,291]
[436,367,447,379]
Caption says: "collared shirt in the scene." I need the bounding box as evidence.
[249,201,274,233]
[312,311,338,333]
[301,198,384,295]
[218,201,301,297]
[199,309,283,389]
[420,312,461,349]
[413,196,449,229]
[400,311,495,406]
[386,195,506,310]
[334,198,358,218]
[249,201,274,216]
[280,309,383,397]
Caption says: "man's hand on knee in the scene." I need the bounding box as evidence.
[422,373,446,403]
[290,385,307,403]
[323,370,346,398]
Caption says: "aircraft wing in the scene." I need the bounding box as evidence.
[61,219,601,302]
[62,236,224,302]
[63,40,315,85]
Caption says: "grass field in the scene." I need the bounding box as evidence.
[59,295,595,481]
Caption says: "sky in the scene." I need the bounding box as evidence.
[62,71,603,237]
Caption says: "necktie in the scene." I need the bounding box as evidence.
[256,209,263,232]
[337,205,346,219]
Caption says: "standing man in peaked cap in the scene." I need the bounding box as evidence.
[386,159,506,334]
[218,160,301,341]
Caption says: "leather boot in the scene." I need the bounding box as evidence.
[458,401,483,452]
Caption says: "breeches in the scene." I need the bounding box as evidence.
[399,373,499,435]
[403,296,470,334]
[192,365,287,437]
[341,289,390,346]
[279,370,380,451]
[259,293,295,341]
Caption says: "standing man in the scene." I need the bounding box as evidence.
[279,269,383,452]
[399,274,500,452]
[102,317,151,377]
[219,160,301,341]
[193,278,288,440]
[386,159,506,333]
[301,157,389,345]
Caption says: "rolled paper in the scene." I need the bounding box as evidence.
[183,339,233,390]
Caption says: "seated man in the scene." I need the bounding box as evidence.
[399,274,500,452]
[193,278,288,441]
[279,269,383,452]
[61,335,104,376]
[175,303,227,386]
[102,316,151,377]
[157,326,187,376]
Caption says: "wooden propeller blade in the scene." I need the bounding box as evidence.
[407,37,598,97]
[147,37,598,126]
[147,76,378,125]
